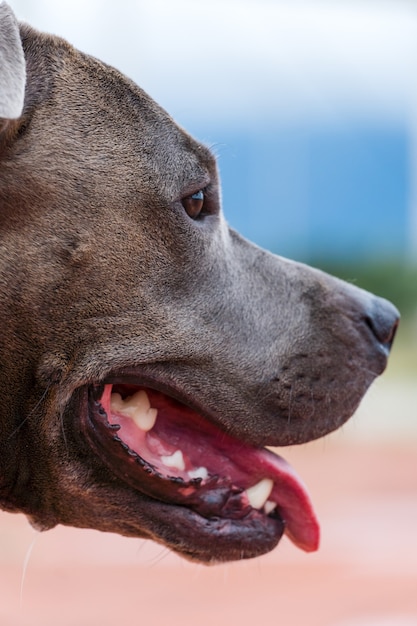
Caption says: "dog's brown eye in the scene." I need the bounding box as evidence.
[182,190,205,219]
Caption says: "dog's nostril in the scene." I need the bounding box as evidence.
[364,297,400,351]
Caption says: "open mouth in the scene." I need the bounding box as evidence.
[81,380,320,560]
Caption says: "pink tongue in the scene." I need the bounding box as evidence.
[186,417,319,552]
[103,385,320,552]
[242,446,320,552]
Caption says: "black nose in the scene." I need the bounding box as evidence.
[365,297,400,353]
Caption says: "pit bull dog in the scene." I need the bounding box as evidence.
[0,2,399,563]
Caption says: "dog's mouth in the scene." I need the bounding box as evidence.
[81,380,319,561]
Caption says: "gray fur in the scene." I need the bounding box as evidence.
[0,3,26,119]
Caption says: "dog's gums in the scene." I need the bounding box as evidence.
[82,384,319,553]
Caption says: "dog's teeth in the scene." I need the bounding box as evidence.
[264,500,277,515]
[110,390,157,431]
[110,392,125,411]
[132,407,158,431]
[188,466,209,480]
[245,478,274,510]
[110,390,150,414]
[161,450,186,471]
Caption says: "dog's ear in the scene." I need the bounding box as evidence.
[0,2,26,129]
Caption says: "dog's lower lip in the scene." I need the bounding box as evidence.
[81,380,320,555]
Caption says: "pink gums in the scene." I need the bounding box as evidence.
[101,384,320,552]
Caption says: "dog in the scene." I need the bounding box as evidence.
[0,2,399,563]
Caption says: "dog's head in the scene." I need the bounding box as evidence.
[0,3,398,563]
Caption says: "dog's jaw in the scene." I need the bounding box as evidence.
[77,381,319,562]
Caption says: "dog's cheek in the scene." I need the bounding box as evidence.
[36,354,68,386]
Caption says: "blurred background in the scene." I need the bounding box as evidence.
[2,1,417,625]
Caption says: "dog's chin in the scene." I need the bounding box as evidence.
[76,375,320,563]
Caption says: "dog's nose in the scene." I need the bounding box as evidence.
[364,296,399,353]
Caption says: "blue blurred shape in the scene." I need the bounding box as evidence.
[197,124,409,262]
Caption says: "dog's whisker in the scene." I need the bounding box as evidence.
[59,406,69,454]
[206,141,224,158]
[287,386,294,425]
[146,546,171,569]
[7,385,51,441]
[354,364,382,378]
[19,530,39,610]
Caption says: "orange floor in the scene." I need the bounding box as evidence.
[0,439,416,626]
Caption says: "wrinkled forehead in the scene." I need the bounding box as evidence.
[20,23,218,197]
[114,92,218,197]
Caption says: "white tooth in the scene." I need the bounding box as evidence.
[188,466,209,480]
[110,390,149,415]
[245,478,274,510]
[125,390,151,413]
[110,390,157,431]
[161,450,186,471]
[264,500,277,515]
[110,392,124,411]
[132,407,157,431]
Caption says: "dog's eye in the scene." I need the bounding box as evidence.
[181,190,205,219]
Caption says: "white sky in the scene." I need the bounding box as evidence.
[7,0,417,128]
